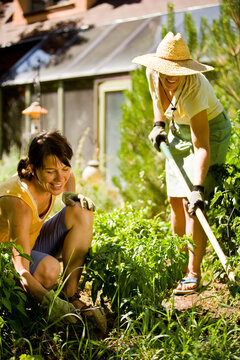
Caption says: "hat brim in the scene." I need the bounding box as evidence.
[132,54,214,76]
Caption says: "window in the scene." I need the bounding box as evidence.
[98,78,132,184]
[30,0,70,12]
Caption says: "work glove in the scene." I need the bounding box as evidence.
[62,192,96,211]
[188,185,205,216]
[148,121,167,151]
[42,290,77,324]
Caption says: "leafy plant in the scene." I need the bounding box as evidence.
[0,242,35,358]
[81,204,188,315]
[205,114,240,280]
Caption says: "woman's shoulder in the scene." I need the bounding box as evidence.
[0,175,35,209]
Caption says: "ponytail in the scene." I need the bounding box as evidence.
[17,158,33,180]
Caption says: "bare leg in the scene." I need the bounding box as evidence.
[176,199,207,291]
[169,196,188,270]
[169,196,186,238]
[33,256,61,289]
[61,203,93,298]
[184,199,206,278]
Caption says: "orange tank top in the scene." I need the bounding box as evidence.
[0,176,55,249]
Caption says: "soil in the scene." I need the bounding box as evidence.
[79,280,240,335]
[163,281,240,320]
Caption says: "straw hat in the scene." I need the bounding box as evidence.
[132,32,214,76]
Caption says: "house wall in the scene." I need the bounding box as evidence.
[25,79,95,169]
[41,91,58,131]
[64,86,94,169]
[13,0,99,25]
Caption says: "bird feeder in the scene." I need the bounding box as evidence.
[22,101,48,134]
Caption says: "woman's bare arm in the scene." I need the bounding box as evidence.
[7,197,48,302]
[190,109,210,186]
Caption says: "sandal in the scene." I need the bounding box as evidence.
[69,293,107,334]
[173,277,200,295]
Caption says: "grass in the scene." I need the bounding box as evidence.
[4,300,240,359]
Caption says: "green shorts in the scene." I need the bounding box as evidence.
[165,110,232,198]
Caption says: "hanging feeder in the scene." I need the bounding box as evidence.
[22,101,48,134]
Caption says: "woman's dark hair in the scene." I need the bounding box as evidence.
[17,130,73,180]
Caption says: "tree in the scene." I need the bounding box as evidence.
[208,0,240,116]
[113,68,167,218]
[184,0,240,116]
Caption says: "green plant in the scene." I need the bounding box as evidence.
[113,67,167,217]
[0,242,34,358]
[208,0,240,115]
[81,204,188,316]
[183,0,240,115]
[204,114,240,281]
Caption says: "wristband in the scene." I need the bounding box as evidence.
[192,185,204,192]
[153,121,165,128]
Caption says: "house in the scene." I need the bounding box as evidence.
[0,0,222,180]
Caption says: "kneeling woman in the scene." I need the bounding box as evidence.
[0,130,105,328]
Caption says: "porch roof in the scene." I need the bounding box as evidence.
[0,5,220,86]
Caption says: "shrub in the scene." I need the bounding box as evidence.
[205,113,240,281]
[0,242,40,358]
[81,204,188,316]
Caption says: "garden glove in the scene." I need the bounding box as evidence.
[62,192,96,211]
[42,290,77,324]
[148,121,167,151]
[188,185,205,216]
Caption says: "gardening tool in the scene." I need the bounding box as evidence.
[160,141,235,283]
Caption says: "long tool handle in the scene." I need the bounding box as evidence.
[160,141,235,282]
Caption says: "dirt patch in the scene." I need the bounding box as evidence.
[163,281,240,320]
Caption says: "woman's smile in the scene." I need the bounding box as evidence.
[34,155,71,195]
[159,73,185,92]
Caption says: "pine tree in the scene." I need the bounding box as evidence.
[184,0,240,115]
[208,0,240,115]
[113,68,167,217]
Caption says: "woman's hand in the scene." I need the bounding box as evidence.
[148,123,167,151]
[62,192,96,211]
[188,185,205,215]
[42,290,77,324]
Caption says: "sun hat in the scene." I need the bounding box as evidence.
[132,32,214,76]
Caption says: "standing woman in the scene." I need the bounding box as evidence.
[0,130,106,329]
[132,32,232,294]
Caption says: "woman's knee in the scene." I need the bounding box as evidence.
[34,256,61,289]
[169,196,184,211]
[65,203,94,229]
